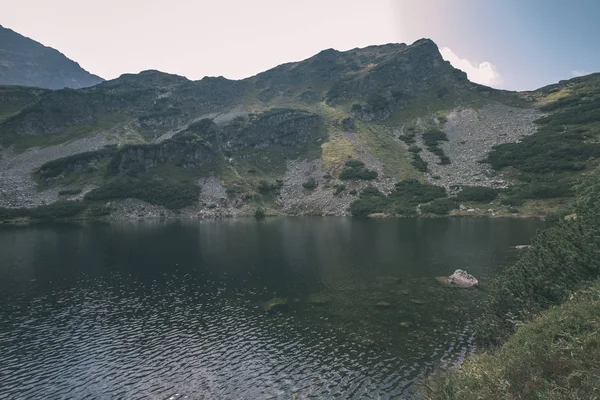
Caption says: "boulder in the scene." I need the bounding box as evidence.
[564,213,577,221]
[448,269,479,288]
[513,245,533,250]
[437,269,479,288]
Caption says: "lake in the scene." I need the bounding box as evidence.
[0,217,545,399]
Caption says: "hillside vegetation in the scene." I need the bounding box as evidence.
[419,170,600,399]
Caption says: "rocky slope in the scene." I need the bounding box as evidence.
[0,25,103,89]
[0,38,598,220]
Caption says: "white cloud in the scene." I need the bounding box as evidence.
[572,70,591,77]
[440,47,503,87]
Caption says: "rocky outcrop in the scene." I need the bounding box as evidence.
[223,109,324,149]
[107,119,220,174]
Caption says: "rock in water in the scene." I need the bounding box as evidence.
[263,297,289,313]
[375,301,392,309]
[447,269,479,288]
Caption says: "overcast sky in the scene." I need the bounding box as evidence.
[2,0,599,90]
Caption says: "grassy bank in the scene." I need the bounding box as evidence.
[418,170,600,398]
[419,281,600,399]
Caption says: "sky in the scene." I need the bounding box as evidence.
[1,0,599,91]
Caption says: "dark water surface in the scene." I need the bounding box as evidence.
[0,218,545,399]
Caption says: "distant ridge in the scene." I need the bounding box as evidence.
[0,25,104,89]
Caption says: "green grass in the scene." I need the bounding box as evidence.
[419,281,600,400]
[355,123,420,181]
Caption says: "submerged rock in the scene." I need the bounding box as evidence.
[307,293,331,306]
[437,269,479,288]
[375,301,392,309]
[263,297,289,313]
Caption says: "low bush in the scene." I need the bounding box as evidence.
[0,201,87,221]
[422,128,448,147]
[392,179,447,203]
[456,186,499,202]
[254,208,266,220]
[421,198,458,215]
[349,179,446,217]
[411,153,428,172]
[344,160,365,168]
[339,161,378,181]
[85,177,200,209]
[333,184,346,196]
[257,180,283,195]
[302,178,317,189]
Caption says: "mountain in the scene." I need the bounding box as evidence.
[0,38,598,220]
[0,25,103,89]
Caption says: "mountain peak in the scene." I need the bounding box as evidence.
[0,25,104,90]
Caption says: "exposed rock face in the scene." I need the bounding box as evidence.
[108,120,220,174]
[223,109,324,149]
[0,25,104,89]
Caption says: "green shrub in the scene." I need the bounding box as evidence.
[349,179,446,217]
[333,184,346,196]
[302,178,317,189]
[456,186,499,202]
[254,208,266,220]
[349,196,390,217]
[392,179,447,203]
[421,198,458,215]
[411,153,428,172]
[422,128,448,147]
[360,186,384,197]
[344,160,365,168]
[408,146,422,153]
[339,162,378,180]
[0,201,88,221]
[85,177,200,209]
[257,180,283,194]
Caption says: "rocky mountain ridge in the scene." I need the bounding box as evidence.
[0,36,598,220]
